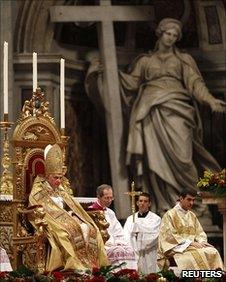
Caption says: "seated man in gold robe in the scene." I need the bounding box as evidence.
[158,189,224,271]
[29,144,108,271]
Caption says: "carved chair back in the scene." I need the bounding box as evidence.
[11,89,67,270]
[9,89,108,271]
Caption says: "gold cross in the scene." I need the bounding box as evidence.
[125,181,142,222]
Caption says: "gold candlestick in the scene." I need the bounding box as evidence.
[0,113,14,195]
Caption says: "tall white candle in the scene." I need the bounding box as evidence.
[33,52,37,92]
[60,58,65,129]
[3,41,8,114]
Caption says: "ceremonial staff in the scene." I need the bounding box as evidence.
[125,181,142,222]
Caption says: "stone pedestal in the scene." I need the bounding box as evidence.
[202,195,226,267]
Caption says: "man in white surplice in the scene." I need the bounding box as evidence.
[89,184,137,269]
[123,193,161,273]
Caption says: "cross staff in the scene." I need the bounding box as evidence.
[125,181,142,222]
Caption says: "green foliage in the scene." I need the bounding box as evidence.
[9,265,35,278]
[0,264,225,281]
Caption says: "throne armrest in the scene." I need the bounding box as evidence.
[74,197,110,243]
[86,209,110,243]
[17,204,48,235]
[14,205,48,272]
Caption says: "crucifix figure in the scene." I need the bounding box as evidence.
[50,1,154,219]
[125,181,142,222]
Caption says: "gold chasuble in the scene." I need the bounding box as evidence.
[158,204,224,270]
[29,175,108,271]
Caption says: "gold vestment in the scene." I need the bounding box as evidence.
[158,205,224,270]
[29,176,108,271]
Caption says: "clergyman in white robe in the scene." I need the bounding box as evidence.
[90,200,137,269]
[124,210,161,273]
[90,184,137,269]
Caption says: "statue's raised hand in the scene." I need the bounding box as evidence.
[210,99,226,113]
[90,57,103,73]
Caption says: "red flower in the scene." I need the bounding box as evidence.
[53,271,64,282]
[145,273,160,281]
[86,276,106,282]
[221,273,226,282]
[0,272,7,278]
[43,271,49,275]
[129,271,140,280]
[92,267,101,276]
[114,268,140,280]
[114,268,136,277]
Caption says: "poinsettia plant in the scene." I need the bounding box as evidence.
[197,169,226,197]
[0,264,168,282]
[1,263,226,281]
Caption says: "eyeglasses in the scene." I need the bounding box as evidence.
[102,196,114,200]
[52,176,63,180]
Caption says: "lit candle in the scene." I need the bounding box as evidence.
[33,52,37,92]
[60,58,65,129]
[3,41,8,114]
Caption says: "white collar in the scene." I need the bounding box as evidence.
[175,202,189,214]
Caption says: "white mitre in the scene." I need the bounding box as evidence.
[44,144,53,160]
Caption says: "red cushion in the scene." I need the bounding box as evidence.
[25,154,45,195]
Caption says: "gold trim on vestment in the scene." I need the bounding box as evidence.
[171,210,196,236]
[30,176,106,269]
[189,248,208,269]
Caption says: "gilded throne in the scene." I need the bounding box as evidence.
[0,88,109,272]
[11,88,68,271]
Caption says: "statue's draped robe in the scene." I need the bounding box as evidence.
[29,176,108,271]
[119,49,220,214]
[158,204,224,270]
[123,211,161,273]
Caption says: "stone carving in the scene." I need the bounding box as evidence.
[22,125,53,142]
[86,18,226,216]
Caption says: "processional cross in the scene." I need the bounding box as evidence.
[125,181,142,222]
[50,1,154,218]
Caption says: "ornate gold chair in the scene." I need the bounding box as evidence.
[5,88,109,272]
[11,88,67,272]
